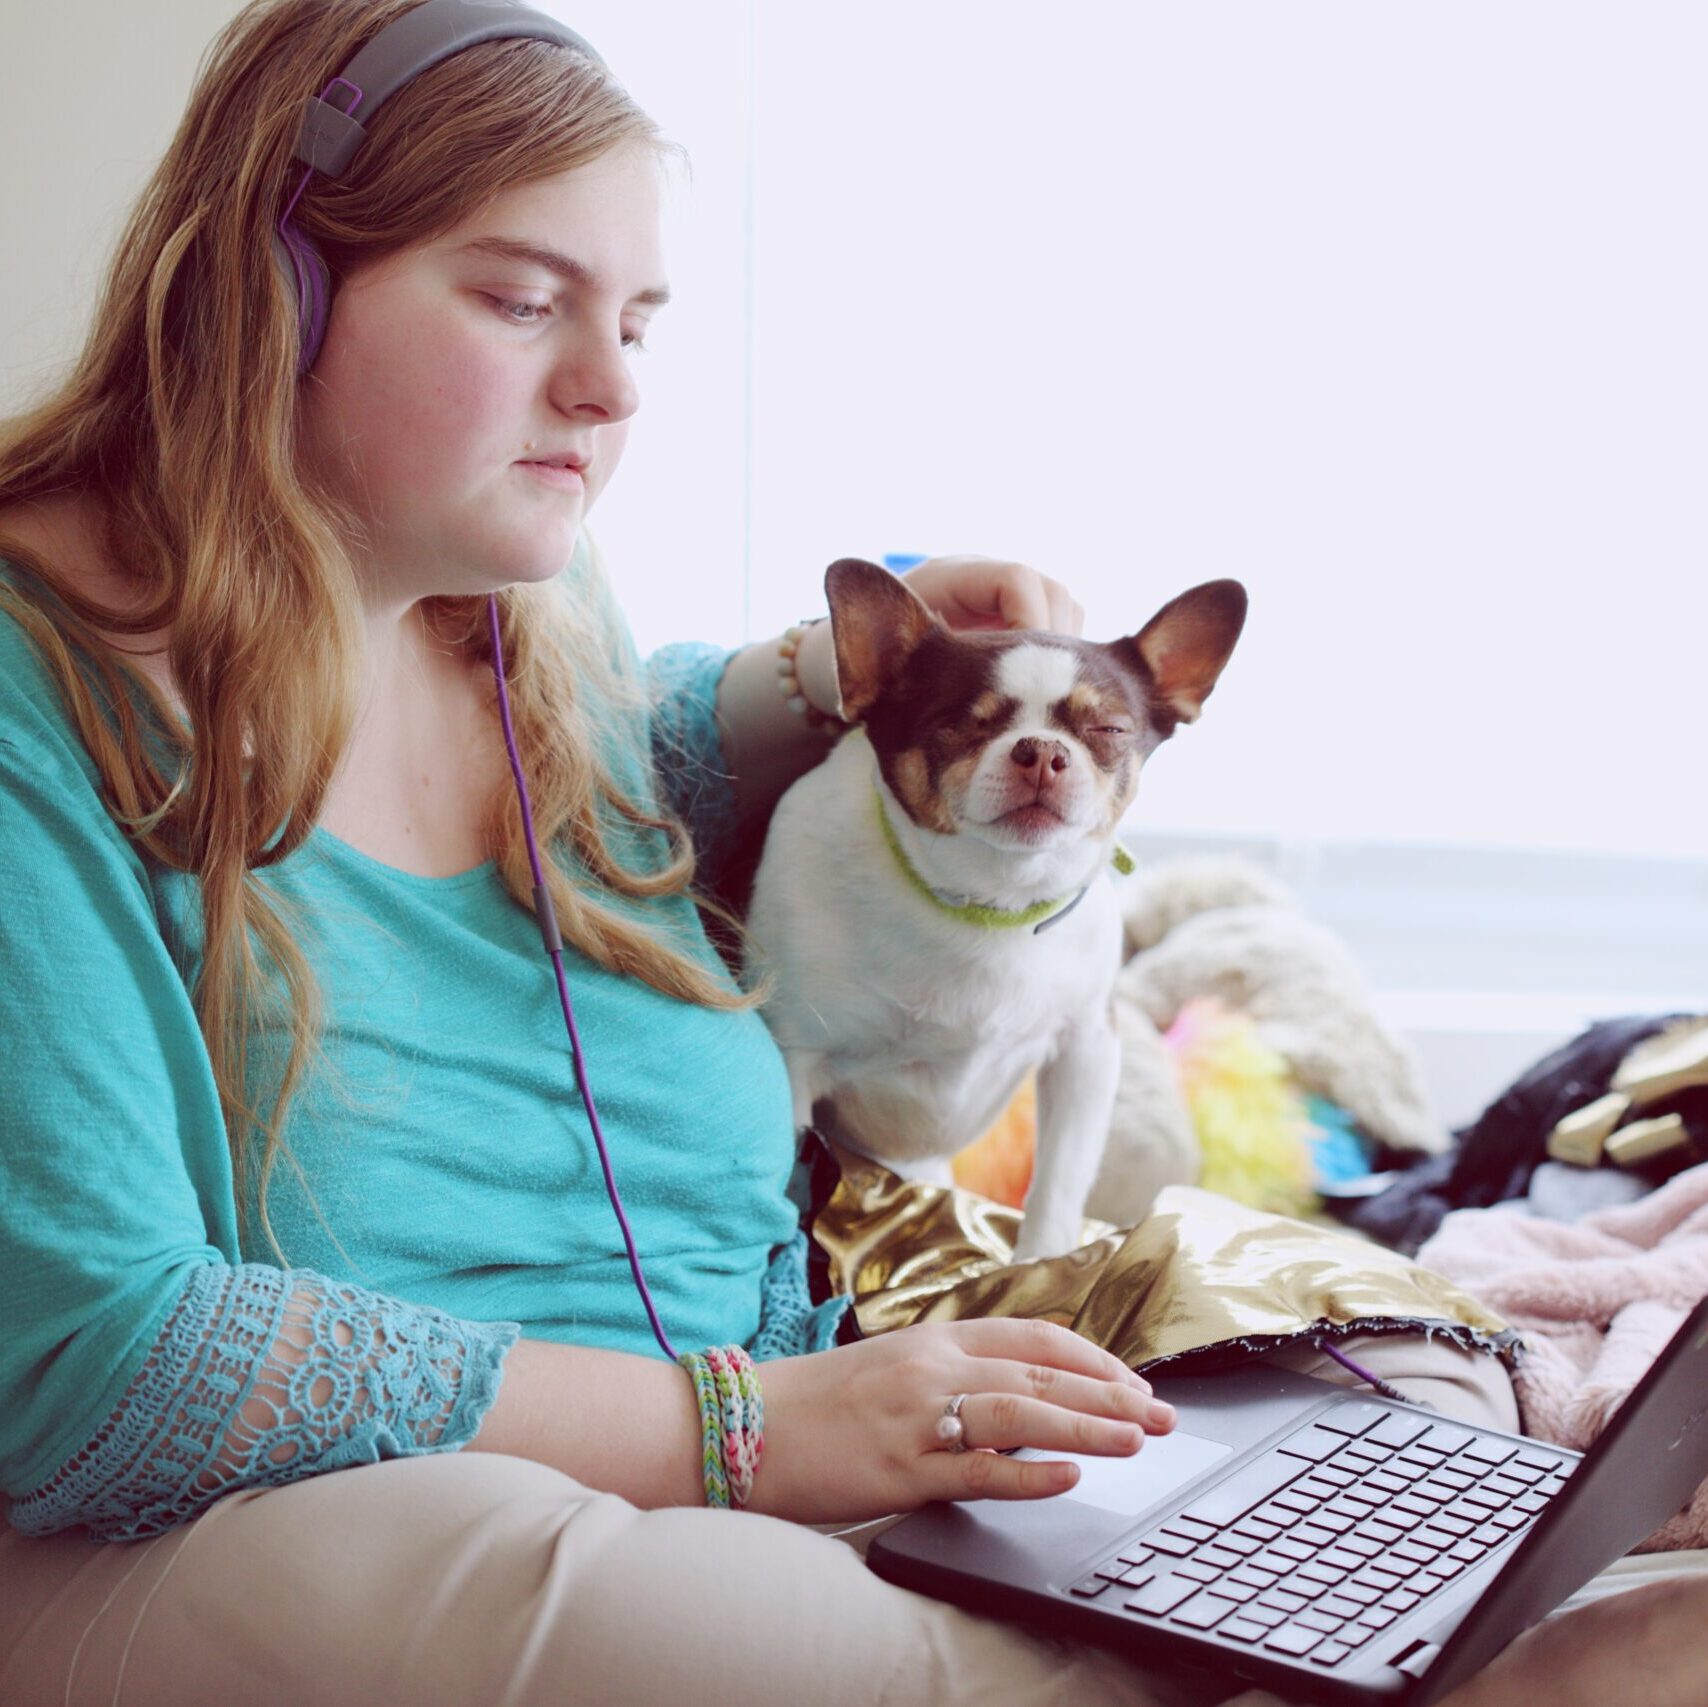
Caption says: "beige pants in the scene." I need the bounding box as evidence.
[0,1334,1517,1707]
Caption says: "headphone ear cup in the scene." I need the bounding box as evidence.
[271,221,333,377]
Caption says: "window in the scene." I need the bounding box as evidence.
[583,0,1705,862]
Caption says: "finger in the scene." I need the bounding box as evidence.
[898,557,1086,638]
[934,561,1052,633]
[945,1315,1154,1396]
[952,1390,1148,1457]
[1041,578,1085,637]
[988,566,1054,632]
[993,567,1083,635]
[960,1359,1175,1437]
[916,1443,1086,1504]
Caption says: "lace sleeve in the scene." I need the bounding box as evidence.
[6,1264,519,1543]
[748,1229,852,1362]
[645,642,739,892]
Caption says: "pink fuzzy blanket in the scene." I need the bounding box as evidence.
[1417,1160,1708,1551]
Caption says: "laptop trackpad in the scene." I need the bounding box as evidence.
[1016,1430,1234,1519]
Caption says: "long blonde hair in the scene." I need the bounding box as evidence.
[0,0,755,1259]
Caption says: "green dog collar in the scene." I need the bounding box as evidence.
[873,788,1134,934]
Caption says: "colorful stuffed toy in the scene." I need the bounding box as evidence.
[953,857,1439,1224]
[1167,997,1317,1218]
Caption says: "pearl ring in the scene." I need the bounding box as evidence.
[936,1392,971,1453]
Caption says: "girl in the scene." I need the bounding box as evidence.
[0,3,1701,1702]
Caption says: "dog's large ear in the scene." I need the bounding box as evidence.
[824,559,945,723]
[1118,579,1247,727]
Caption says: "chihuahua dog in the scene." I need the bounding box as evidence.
[744,560,1246,1262]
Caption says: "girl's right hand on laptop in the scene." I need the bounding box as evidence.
[744,1317,1175,1525]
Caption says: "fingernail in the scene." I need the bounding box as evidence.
[1126,1371,1152,1392]
[1148,1401,1176,1424]
[1052,1463,1078,1488]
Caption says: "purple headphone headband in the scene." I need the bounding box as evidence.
[276,0,607,376]
[292,0,605,180]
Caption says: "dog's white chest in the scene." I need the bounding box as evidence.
[814,946,1102,1163]
[745,737,1123,1168]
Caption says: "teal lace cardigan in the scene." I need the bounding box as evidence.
[0,558,850,1543]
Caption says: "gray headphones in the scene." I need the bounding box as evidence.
[274,0,606,377]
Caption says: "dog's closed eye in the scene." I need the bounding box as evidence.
[955,693,1017,737]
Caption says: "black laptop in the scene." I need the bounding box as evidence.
[868,1294,1708,1704]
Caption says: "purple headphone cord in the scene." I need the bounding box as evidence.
[486,594,679,1363]
[1318,1338,1431,1409]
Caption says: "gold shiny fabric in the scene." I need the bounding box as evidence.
[812,1142,1518,1371]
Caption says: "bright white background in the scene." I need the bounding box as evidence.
[5,1,1705,1113]
[567,2,1707,866]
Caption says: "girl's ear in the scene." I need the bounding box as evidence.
[823,559,944,723]
[1120,579,1248,726]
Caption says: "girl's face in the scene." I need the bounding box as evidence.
[298,141,669,609]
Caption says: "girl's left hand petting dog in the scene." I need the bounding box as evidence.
[894,554,1087,637]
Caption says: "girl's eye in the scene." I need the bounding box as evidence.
[489,295,550,325]
[486,296,649,352]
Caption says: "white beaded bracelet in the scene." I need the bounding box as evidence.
[778,618,851,734]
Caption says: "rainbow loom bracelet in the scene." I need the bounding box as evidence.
[704,1344,766,1510]
[678,1350,731,1509]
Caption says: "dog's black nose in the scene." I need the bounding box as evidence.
[1010,737,1070,776]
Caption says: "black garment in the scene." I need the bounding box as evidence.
[790,1123,865,1336]
[1335,1014,1691,1254]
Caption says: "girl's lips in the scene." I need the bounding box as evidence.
[517,460,585,490]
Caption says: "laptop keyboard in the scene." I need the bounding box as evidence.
[1064,1401,1573,1670]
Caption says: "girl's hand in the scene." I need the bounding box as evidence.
[745,1317,1174,1525]
[897,554,1085,637]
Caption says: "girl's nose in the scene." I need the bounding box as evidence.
[548,335,640,424]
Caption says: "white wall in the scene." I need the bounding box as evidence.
[7,1,1703,862]
[0,1,250,400]
[735,3,1708,866]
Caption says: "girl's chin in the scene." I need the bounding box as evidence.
[498,555,579,588]
[481,529,583,587]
